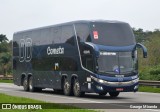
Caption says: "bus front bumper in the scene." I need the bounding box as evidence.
[89,76,139,93]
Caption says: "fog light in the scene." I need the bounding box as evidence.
[134,85,138,90]
[96,85,103,90]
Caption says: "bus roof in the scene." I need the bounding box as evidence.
[13,20,128,35]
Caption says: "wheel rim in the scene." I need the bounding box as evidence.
[74,82,80,95]
[64,81,70,94]
[29,80,33,90]
[24,79,27,89]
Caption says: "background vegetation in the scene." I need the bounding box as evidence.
[133,28,160,81]
[0,34,12,76]
[0,28,160,80]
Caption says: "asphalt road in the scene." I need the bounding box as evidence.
[0,83,160,112]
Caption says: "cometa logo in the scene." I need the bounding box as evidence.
[47,46,64,55]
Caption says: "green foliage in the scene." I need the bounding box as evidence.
[0,79,13,83]
[137,30,160,81]
[0,52,11,65]
[139,86,160,93]
[0,52,12,76]
[139,65,160,81]
[0,93,94,112]
[0,42,9,53]
[133,28,153,43]
[0,34,8,43]
[0,34,12,76]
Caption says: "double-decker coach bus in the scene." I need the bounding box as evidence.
[13,20,147,97]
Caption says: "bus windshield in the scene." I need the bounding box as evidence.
[98,51,136,74]
[91,22,136,46]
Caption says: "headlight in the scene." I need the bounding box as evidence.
[90,76,98,82]
[98,79,104,83]
[132,78,139,83]
[91,76,107,84]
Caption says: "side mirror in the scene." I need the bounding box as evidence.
[136,43,147,58]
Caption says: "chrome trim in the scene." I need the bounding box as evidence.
[91,76,139,86]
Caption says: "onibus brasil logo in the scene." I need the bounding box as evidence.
[1,104,42,110]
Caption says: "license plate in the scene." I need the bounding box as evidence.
[116,88,123,91]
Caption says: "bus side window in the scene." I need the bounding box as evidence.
[75,23,90,42]
[61,25,75,46]
[52,27,62,44]
[13,59,17,70]
[86,57,94,71]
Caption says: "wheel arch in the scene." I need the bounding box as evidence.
[61,74,68,89]
[71,74,78,86]
[28,73,32,80]
[21,73,27,86]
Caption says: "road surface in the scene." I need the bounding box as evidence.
[0,83,160,112]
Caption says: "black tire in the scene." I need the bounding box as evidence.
[73,78,85,97]
[23,77,29,91]
[29,76,42,92]
[99,92,107,96]
[29,76,34,92]
[63,78,72,96]
[109,92,119,97]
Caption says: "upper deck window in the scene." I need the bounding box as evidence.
[91,22,136,46]
[75,23,91,42]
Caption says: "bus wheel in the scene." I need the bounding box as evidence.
[63,78,72,96]
[23,77,29,91]
[73,78,85,97]
[109,92,119,97]
[28,76,42,92]
[29,76,34,92]
[99,92,107,96]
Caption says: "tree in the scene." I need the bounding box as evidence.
[0,42,9,53]
[0,34,11,76]
[0,34,8,43]
[133,28,153,43]
[0,53,11,76]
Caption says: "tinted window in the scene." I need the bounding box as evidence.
[60,57,77,71]
[31,30,41,46]
[91,22,136,46]
[40,28,52,45]
[82,55,94,72]
[32,57,77,71]
[13,48,19,56]
[98,51,135,74]
[13,59,17,70]
[52,27,62,44]
[75,24,91,42]
[61,25,75,46]
[32,57,59,71]
[13,41,19,48]
[13,40,19,56]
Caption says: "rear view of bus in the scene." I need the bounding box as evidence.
[75,21,147,97]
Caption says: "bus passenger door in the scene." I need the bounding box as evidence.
[82,55,94,72]
[86,55,94,72]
